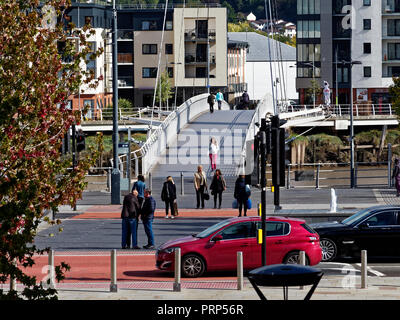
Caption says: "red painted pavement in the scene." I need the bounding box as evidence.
[72,206,258,219]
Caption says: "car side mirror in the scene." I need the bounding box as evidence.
[359,222,370,229]
[211,234,223,242]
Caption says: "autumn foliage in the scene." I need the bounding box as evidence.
[0,0,101,299]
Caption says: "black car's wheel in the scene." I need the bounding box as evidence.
[320,238,337,262]
[283,251,309,265]
[182,254,206,278]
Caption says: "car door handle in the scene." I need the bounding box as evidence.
[240,243,249,247]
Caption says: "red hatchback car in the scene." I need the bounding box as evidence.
[156,216,322,277]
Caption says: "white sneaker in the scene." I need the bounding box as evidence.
[170,216,175,219]
[165,216,169,219]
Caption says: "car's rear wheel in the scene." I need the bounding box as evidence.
[320,238,337,262]
[283,251,309,265]
[182,254,206,278]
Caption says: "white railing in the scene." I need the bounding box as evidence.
[283,104,394,117]
[118,94,230,177]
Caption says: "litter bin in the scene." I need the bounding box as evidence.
[247,264,323,300]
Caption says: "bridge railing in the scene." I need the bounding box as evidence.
[282,104,394,117]
[118,94,230,178]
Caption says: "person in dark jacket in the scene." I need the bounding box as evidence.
[207,93,215,113]
[234,175,250,217]
[210,169,226,209]
[161,176,177,219]
[141,189,156,249]
[393,158,400,196]
[121,190,141,249]
[242,91,250,109]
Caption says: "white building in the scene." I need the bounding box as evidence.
[228,32,298,103]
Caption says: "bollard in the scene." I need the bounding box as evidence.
[237,252,243,290]
[299,251,306,290]
[315,163,320,189]
[10,259,17,292]
[361,250,368,289]
[286,164,291,189]
[180,172,184,196]
[48,249,55,289]
[110,249,118,292]
[173,248,181,292]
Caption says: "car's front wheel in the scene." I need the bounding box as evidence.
[320,238,337,262]
[182,254,206,277]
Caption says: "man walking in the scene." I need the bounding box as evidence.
[121,189,141,249]
[141,189,156,249]
[207,92,215,113]
[216,90,224,110]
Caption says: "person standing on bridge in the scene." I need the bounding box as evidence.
[207,92,215,113]
[121,189,141,249]
[161,176,177,218]
[209,137,219,171]
[216,90,224,110]
[194,165,207,209]
[392,158,400,197]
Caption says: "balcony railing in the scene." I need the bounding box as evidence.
[185,53,216,64]
[106,76,133,88]
[184,29,216,41]
[117,30,133,40]
[117,53,133,64]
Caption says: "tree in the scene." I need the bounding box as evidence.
[389,77,400,120]
[0,0,101,299]
[155,70,173,110]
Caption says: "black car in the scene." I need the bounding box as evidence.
[311,205,400,262]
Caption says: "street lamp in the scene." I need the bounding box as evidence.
[336,59,362,188]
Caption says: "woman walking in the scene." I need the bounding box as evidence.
[209,137,219,171]
[234,174,250,217]
[393,158,400,196]
[210,169,226,209]
[161,176,177,218]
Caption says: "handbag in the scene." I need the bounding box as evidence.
[246,198,252,209]
[173,200,179,216]
[232,199,238,209]
[203,186,210,201]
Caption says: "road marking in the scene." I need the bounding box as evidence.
[356,263,385,277]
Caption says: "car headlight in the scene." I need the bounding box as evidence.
[161,247,179,254]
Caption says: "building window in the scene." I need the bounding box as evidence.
[165,44,173,54]
[363,0,371,5]
[363,19,371,30]
[387,19,400,36]
[297,44,321,62]
[195,67,207,78]
[142,67,157,78]
[364,66,372,77]
[297,0,320,15]
[297,20,320,39]
[388,43,400,60]
[166,21,173,30]
[86,42,96,77]
[142,20,157,30]
[337,67,349,83]
[142,44,157,54]
[363,43,371,54]
[167,67,173,78]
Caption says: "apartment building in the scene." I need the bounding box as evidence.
[296,0,395,106]
[64,2,227,113]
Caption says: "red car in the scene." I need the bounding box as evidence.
[156,216,322,277]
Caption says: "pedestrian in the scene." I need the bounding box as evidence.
[209,137,219,171]
[210,169,226,209]
[161,176,177,219]
[393,158,400,197]
[216,90,224,110]
[194,165,207,209]
[242,91,250,110]
[132,174,146,207]
[141,189,156,249]
[234,174,250,217]
[121,189,141,249]
[207,92,215,113]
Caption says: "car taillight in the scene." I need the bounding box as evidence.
[308,236,318,241]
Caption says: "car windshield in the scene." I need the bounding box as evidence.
[195,219,233,238]
[342,208,373,226]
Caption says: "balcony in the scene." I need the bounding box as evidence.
[117,30,134,41]
[117,53,133,64]
[227,83,248,93]
[185,53,216,65]
[106,76,133,88]
[184,29,216,42]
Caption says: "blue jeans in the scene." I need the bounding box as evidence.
[142,218,154,246]
[121,218,137,248]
